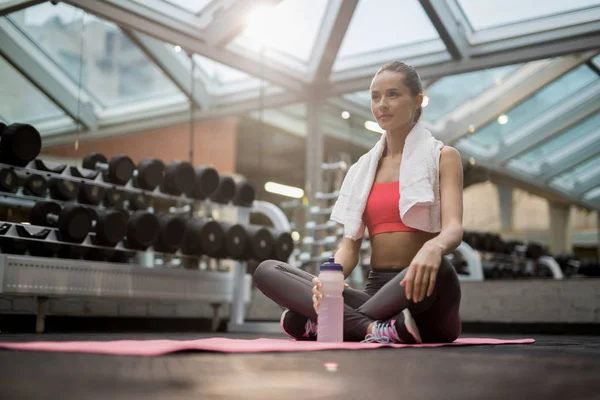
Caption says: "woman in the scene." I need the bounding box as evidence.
[254,61,464,344]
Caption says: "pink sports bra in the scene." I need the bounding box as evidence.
[363,181,421,236]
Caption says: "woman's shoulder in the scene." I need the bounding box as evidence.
[440,145,461,160]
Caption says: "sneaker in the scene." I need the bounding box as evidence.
[280,309,317,341]
[362,309,422,344]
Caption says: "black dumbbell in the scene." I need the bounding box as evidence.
[0,123,42,167]
[48,178,80,201]
[82,153,135,186]
[104,187,126,208]
[29,201,92,243]
[181,217,225,257]
[153,213,187,253]
[233,180,256,207]
[160,160,195,196]
[525,242,545,259]
[243,225,274,262]
[128,193,148,211]
[210,175,236,204]
[268,228,294,262]
[188,165,220,200]
[124,210,160,250]
[23,174,48,197]
[78,183,106,205]
[0,168,18,193]
[88,208,128,247]
[217,222,250,260]
[132,158,165,191]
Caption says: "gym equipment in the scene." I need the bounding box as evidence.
[153,213,187,253]
[268,228,294,262]
[22,174,48,197]
[243,225,274,262]
[48,178,80,201]
[579,259,600,277]
[82,153,135,186]
[160,160,195,196]
[91,209,128,247]
[29,201,92,243]
[57,245,88,260]
[181,218,225,257]
[124,210,160,250]
[188,166,219,200]
[0,123,42,167]
[233,180,256,208]
[210,175,236,204]
[0,168,18,193]
[128,193,148,211]
[555,254,581,277]
[78,183,106,205]
[34,159,67,174]
[132,158,165,191]
[525,242,546,259]
[217,222,249,260]
[104,187,126,208]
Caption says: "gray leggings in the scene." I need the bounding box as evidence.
[253,258,462,342]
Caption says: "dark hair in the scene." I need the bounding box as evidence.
[376,61,423,122]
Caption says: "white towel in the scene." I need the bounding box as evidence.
[330,122,444,240]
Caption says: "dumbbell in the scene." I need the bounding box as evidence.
[525,242,545,259]
[78,183,106,205]
[132,158,165,191]
[0,168,18,193]
[216,222,250,260]
[243,225,274,262]
[268,228,294,262]
[104,187,126,208]
[124,210,160,250]
[160,160,195,196]
[29,201,92,243]
[87,208,128,247]
[153,213,187,253]
[210,175,236,204]
[181,217,225,257]
[0,123,42,167]
[22,174,48,197]
[48,178,80,201]
[82,153,135,186]
[128,193,149,211]
[233,180,256,207]
[188,166,220,200]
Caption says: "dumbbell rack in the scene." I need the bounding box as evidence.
[0,158,293,333]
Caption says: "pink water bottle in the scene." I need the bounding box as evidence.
[317,257,344,342]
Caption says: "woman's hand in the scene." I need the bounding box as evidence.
[400,242,444,303]
[312,277,349,314]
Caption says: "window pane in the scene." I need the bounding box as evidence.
[231,0,329,64]
[423,64,521,123]
[162,0,212,13]
[592,54,600,70]
[584,186,600,200]
[337,0,439,58]
[0,56,67,126]
[550,156,600,191]
[11,2,184,107]
[457,0,600,31]
[465,64,598,150]
[507,112,600,174]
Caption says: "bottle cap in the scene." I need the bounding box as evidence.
[320,257,343,272]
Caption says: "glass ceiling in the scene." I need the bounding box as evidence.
[0,0,598,209]
[457,0,600,31]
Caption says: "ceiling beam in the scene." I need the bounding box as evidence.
[0,19,97,129]
[62,0,306,92]
[122,28,211,109]
[310,0,358,83]
[418,0,470,60]
[494,83,600,163]
[537,132,600,183]
[574,175,600,198]
[328,32,600,96]
[0,0,45,16]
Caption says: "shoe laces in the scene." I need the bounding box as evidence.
[303,320,318,337]
[362,319,400,344]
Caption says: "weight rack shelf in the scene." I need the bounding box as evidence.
[0,160,251,209]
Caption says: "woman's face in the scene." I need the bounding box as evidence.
[370,70,422,132]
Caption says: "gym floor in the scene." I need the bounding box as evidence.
[0,332,599,399]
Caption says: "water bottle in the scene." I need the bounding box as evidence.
[317,257,344,342]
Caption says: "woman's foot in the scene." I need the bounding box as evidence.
[362,309,422,344]
[280,309,317,341]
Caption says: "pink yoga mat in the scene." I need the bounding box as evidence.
[0,337,534,357]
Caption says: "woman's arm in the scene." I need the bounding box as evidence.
[334,235,363,279]
[424,146,464,255]
[401,146,464,302]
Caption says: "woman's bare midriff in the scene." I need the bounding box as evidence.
[368,231,437,270]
